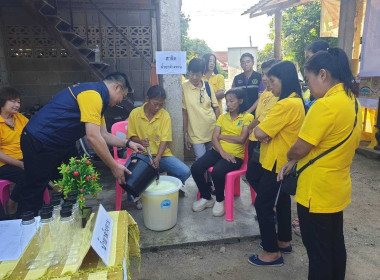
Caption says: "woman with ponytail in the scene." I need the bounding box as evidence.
[278,48,362,280]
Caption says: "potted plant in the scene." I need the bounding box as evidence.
[55,155,102,227]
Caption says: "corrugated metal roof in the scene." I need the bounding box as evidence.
[242,0,315,18]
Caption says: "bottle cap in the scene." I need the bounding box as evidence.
[51,192,62,200]
[21,211,35,222]
[67,192,78,199]
[61,202,73,211]
[40,210,53,220]
[66,197,77,205]
[60,209,72,218]
[41,204,54,213]
[51,198,61,206]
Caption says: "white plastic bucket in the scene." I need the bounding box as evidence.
[141,176,182,231]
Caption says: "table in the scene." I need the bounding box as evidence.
[0,211,140,279]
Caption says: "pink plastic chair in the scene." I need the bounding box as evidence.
[111,121,132,211]
[197,143,256,222]
[0,179,50,208]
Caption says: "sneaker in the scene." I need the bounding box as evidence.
[135,199,143,210]
[212,201,225,217]
[248,254,284,267]
[192,198,215,212]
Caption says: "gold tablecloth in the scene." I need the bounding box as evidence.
[0,211,140,280]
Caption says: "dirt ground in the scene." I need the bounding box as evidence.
[131,153,380,280]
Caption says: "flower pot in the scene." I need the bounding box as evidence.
[81,206,92,228]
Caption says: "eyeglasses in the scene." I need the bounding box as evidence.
[120,85,134,100]
[199,89,205,103]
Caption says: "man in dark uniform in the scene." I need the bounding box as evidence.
[18,72,144,215]
[232,53,263,114]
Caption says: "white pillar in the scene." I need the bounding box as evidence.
[157,0,184,160]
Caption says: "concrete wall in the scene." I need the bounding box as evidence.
[0,10,9,86]
[0,1,153,111]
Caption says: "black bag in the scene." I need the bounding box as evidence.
[251,141,261,164]
[281,99,359,196]
[282,164,298,195]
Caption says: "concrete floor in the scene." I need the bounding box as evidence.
[85,161,260,250]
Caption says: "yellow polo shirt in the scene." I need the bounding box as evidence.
[203,74,225,113]
[0,113,29,167]
[182,80,219,144]
[257,93,305,173]
[295,83,362,213]
[77,90,106,126]
[216,112,254,159]
[249,89,279,141]
[127,103,172,157]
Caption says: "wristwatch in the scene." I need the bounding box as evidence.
[126,139,131,148]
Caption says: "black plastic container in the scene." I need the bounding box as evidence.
[122,156,159,197]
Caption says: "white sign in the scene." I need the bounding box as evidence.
[91,204,113,266]
[0,217,40,261]
[156,51,187,74]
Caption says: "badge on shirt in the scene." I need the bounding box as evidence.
[237,120,243,127]
[252,79,258,85]
[155,135,160,141]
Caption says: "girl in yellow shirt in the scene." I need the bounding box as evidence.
[202,53,225,113]
[0,87,28,215]
[246,59,280,191]
[279,48,361,280]
[249,61,305,267]
[191,88,253,217]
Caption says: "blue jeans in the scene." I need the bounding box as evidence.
[125,153,191,184]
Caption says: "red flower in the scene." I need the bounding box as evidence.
[85,176,90,181]
[80,196,84,200]
[66,168,69,172]
[86,161,91,166]
[80,188,84,192]
[73,171,79,177]
[92,176,96,181]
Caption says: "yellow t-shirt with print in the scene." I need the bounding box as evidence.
[182,80,219,144]
[77,90,106,126]
[127,103,172,157]
[257,93,305,173]
[203,74,225,113]
[303,89,311,102]
[0,113,29,167]
[216,112,254,159]
[295,83,362,213]
[249,89,279,141]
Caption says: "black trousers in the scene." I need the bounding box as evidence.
[298,203,346,280]
[0,164,25,202]
[255,167,292,252]
[191,149,243,202]
[18,129,76,215]
[246,141,264,193]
